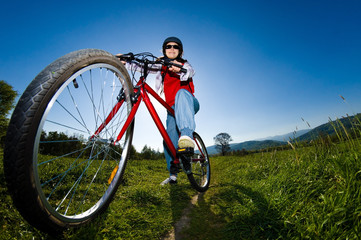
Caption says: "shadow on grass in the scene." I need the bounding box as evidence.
[175,182,293,240]
[165,183,193,240]
[181,190,226,240]
[212,183,291,239]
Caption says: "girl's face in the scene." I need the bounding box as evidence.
[165,42,180,59]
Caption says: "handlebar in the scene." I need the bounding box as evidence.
[117,52,187,74]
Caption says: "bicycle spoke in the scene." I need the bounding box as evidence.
[55,99,91,135]
[75,151,109,215]
[41,157,88,189]
[56,143,102,213]
[5,49,134,233]
[45,119,88,134]
[68,144,113,215]
[81,69,124,139]
[79,73,99,130]
[67,85,92,133]
[38,146,90,167]
[43,144,94,199]
[81,72,109,137]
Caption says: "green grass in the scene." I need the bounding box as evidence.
[2,136,361,239]
[0,153,197,239]
[183,140,361,239]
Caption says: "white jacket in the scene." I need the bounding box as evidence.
[125,61,195,93]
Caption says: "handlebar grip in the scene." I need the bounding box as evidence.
[180,68,187,73]
[117,52,134,61]
[169,62,187,74]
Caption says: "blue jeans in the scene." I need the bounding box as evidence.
[163,89,200,175]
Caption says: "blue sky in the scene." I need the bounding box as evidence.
[1,0,361,152]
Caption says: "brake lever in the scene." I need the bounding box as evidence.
[163,59,187,73]
[116,52,134,61]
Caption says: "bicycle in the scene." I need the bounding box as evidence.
[3,49,210,234]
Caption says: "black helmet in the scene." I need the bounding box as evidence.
[162,36,183,58]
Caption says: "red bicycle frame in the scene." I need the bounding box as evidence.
[92,77,180,162]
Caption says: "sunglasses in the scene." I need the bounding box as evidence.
[165,44,180,50]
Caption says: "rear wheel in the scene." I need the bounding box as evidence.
[187,132,211,192]
[4,49,134,234]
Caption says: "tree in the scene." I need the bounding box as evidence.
[39,131,83,157]
[0,80,17,144]
[214,132,233,156]
[129,145,140,159]
[140,145,163,160]
[141,145,153,159]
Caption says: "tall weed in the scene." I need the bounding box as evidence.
[2,114,361,239]
[184,115,361,239]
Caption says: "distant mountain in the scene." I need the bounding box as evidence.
[257,129,311,142]
[206,113,361,155]
[206,140,286,155]
[232,140,287,151]
[296,113,361,142]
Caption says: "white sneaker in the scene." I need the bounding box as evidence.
[160,175,177,185]
[178,136,195,149]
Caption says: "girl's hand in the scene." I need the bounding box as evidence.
[115,53,126,65]
[169,60,181,73]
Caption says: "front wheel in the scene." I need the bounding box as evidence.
[4,49,134,234]
[187,132,211,192]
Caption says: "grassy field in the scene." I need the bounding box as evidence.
[187,141,361,239]
[1,135,361,239]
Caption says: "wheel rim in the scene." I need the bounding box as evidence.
[192,135,210,188]
[33,63,132,222]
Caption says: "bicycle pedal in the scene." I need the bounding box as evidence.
[177,147,194,156]
[178,155,192,174]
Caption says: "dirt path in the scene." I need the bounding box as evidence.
[162,193,201,240]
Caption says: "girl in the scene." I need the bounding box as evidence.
[120,37,199,184]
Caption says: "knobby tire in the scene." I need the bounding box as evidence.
[4,49,134,234]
